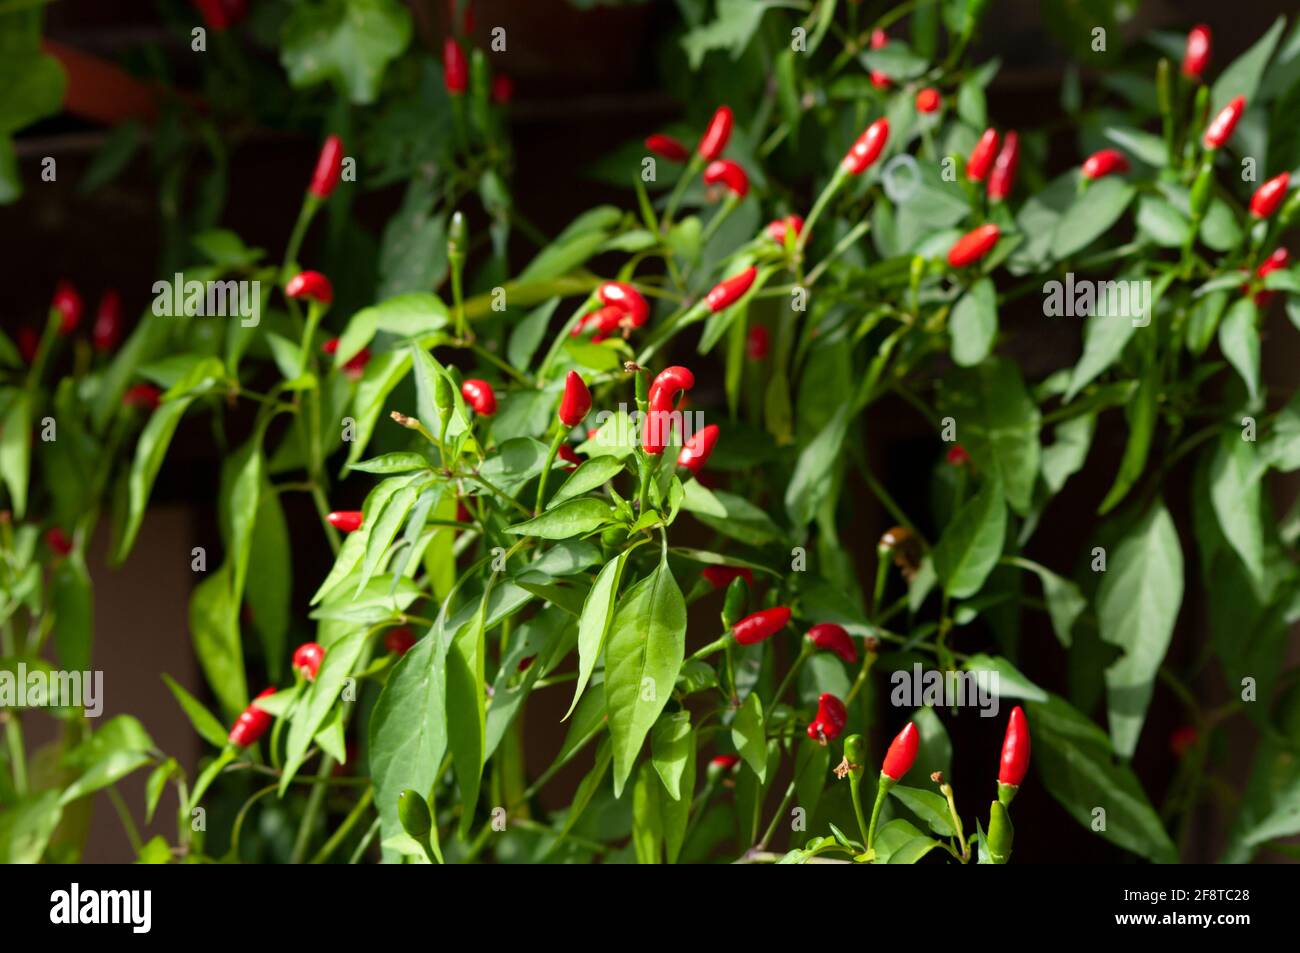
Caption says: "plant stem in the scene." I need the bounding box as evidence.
[290,755,336,863]
[534,426,568,514]
[309,785,375,864]
[866,777,890,854]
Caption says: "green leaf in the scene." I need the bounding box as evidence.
[939,357,1040,513]
[1209,432,1265,588]
[280,0,412,104]
[659,725,696,864]
[1014,558,1085,646]
[0,791,62,863]
[962,653,1048,701]
[0,49,65,135]
[79,120,142,194]
[336,294,448,367]
[1103,126,1168,166]
[506,498,611,540]
[564,550,630,720]
[161,674,229,749]
[1185,290,1227,356]
[446,593,488,836]
[350,452,431,474]
[280,628,370,793]
[1028,693,1177,862]
[680,0,779,69]
[51,556,92,673]
[187,564,247,721]
[651,710,693,800]
[342,351,413,471]
[508,298,559,371]
[785,405,851,528]
[683,480,785,546]
[950,277,998,367]
[548,455,626,508]
[872,818,927,864]
[794,737,830,823]
[632,761,664,863]
[1097,374,1157,515]
[604,551,687,797]
[731,692,767,782]
[1097,500,1184,758]
[60,715,155,805]
[1051,179,1135,259]
[932,478,1006,598]
[114,394,197,562]
[859,41,930,80]
[1135,195,1188,247]
[1218,298,1260,403]
[887,836,944,864]
[889,784,955,837]
[1066,312,1136,401]
[1210,16,1284,115]
[0,391,30,518]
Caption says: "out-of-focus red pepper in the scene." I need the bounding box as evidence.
[646,134,689,162]
[705,267,757,312]
[807,622,857,664]
[698,106,734,161]
[947,224,1000,268]
[966,128,1000,182]
[703,159,749,198]
[309,135,344,198]
[92,289,123,352]
[677,423,719,475]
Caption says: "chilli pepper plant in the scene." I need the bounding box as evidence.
[4,2,1300,867]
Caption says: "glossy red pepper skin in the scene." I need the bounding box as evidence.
[677,423,719,474]
[122,383,162,411]
[558,370,592,427]
[46,527,73,557]
[461,378,497,416]
[702,565,753,589]
[597,281,649,327]
[92,289,123,352]
[1183,24,1211,80]
[705,266,757,312]
[841,118,889,175]
[710,754,741,770]
[491,74,513,104]
[1251,247,1289,306]
[746,324,770,360]
[557,444,581,469]
[807,622,857,664]
[868,29,891,89]
[644,366,694,455]
[698,106,733,161]
[293,642,325,680]
[966,128,1000,182]
[309,135,344,198]
[947,224,1000,268]
[51,280,83,334]
[807,693,848,742]
[704,159,749,198]
[732,606,791,645]
[998,705,1031,786]
[285,270,334,304]
[987,131,1019,201]
[385,627,417,655]
[766,214,803,245]
[1081,148,1129,180]
[327,510,364,533]
[881,721,919,781]
[443,38,468,94]
[228,688,276,747]
[1203,95,1245,150]
[915,87,941,113]
[1249,172,1290,218]
[946,443,971,466]
[645,134,689,162]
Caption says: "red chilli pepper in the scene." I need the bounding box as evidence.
[309,135,344,198]
[557,444,581,469]
[1183,24,1211,80]
[915,87,941,114]
[966,128,1000,182]
[698,105,734,161]
[92,289,123,352]
[807,693,848,743]
[746,324,770,360]
[385,627,417,655]
[1252,247,1290,306]
[881,721,919,781]
[947,224,1000,268]
[644,365,694,455]
[17,327,38,364]
[998,705,1031,786]
[842,118,889,175]
[51,280,83,335]
[491,74,513,105]
[228,688,276,748]
[194,0,246,31]
[807,622,857,664]
[766,214,803,245]
[705,266,757,313]
[293,642,325,681]
[704,159,749,198]
[645,134,689,162]
[732,606,791,645]
[444,38,468,95]
[598,281,649,327]
[461,378,497,416]
[1081,148,1129,180]
[558,371,592,428]
[677,423,719,475]
[1203,95,1245,150]
[46,527,73,557]
[327,510,364,533]
[122,383,162,411]
[285,270,334,304]
[987,131,1019,202]
[946,443,971,466]
[1169,725,1198,758]
[869,29,891,89]
[1249,172,1290,219]
[702,565,753,589]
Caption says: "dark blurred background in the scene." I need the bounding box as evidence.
[5,0,1299,862]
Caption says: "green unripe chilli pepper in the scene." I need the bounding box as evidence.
[987,799,1013,864]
